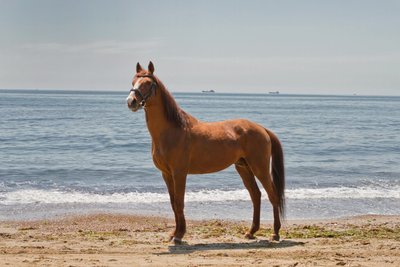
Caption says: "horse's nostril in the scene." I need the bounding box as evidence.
[127,98,137,108]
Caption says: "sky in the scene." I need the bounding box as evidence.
[0,0,399,95]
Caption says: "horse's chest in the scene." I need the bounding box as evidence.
[152,146,169,172]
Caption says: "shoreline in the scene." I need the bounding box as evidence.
[2,195,399,222]
[0,213,399,266]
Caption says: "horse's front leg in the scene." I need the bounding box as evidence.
[170,172,187,244]
[162,172,177,241]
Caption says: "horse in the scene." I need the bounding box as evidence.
[126,61,285,244]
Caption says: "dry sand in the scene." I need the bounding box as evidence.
[0,214,399,266]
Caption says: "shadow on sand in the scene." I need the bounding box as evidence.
[157,239,305,255]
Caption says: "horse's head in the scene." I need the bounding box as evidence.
[127,61,158,112]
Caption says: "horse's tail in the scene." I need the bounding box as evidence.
[265,128,285,217]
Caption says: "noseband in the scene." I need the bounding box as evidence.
[130,74,158,107]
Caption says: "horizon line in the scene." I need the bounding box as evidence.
[1,88,399,98]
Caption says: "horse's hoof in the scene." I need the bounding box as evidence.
[271,234,280,241]
[245,232,256,240]
[171,237,183,245]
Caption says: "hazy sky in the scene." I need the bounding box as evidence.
[1,0,399,95]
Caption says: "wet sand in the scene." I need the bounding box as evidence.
[0,214,399,266]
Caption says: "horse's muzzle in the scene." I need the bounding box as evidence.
[127,97,141,112]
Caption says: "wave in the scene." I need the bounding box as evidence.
[287,186,400,199]
[1,186,400,205]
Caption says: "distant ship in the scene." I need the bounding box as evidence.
[269,91,280,95]
[202,90,215,93]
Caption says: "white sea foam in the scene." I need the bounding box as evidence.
[2,186,399,205]
[287,186,400,199]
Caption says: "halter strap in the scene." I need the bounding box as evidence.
[130,75,158,106]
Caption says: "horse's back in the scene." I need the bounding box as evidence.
[187,119,270,174]
[227,119,271,155]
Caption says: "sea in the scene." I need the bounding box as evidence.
[0,90,399,221]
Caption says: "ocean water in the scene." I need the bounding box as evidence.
[0,90,399,221]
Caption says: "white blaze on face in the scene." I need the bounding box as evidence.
[126,78,143,102]
[133,78,143,90]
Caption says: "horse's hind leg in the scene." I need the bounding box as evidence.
[246,157,281,241]
[235,161,261,239]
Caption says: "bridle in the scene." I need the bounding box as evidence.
[130,74,158,107]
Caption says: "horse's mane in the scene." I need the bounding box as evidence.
[153,75,188,128]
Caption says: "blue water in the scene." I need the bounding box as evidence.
[1,90,399,221]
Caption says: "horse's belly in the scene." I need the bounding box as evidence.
[188,161,233,174]
[187,145,241,174]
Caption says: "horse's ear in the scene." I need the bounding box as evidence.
[148,61,155,74]
[136,62,143,73]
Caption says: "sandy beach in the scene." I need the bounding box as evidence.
[0,214,398,266]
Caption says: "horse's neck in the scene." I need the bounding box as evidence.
[145,106,198,144]
[144,88,197,143]
[144,105,170,142]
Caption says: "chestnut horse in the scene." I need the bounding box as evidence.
[126,62,285,244]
